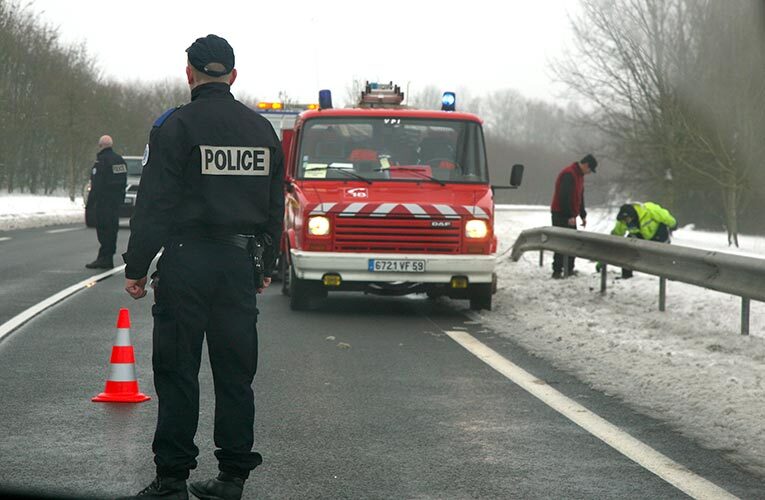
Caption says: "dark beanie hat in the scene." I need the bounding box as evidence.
[581,154,598,172]
[616,204,638,226]
[186,34,235,77]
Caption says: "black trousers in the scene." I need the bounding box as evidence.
[551,212,577,273]
[151,239,262,480]
[95,199,120,259]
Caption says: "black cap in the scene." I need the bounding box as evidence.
[617,204,638,226]
[186,34,235,77]
[581,154,598,172]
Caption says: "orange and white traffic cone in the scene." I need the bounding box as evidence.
[92,308,151,403]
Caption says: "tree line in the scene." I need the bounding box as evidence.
[557,0,765,245]
[0,1,195,199]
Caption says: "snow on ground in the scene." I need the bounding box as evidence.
[0,193,85,231]
[481,205,765,476]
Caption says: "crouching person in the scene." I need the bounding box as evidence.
[610,202,677,279]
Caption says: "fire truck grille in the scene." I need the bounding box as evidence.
[333,216,462,253]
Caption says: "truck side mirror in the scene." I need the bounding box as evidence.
[510,164,524,187]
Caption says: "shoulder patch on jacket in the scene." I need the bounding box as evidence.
[153,105,182,128]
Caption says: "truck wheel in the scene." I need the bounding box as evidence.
[289,262,312,310]
[469,283,493,311]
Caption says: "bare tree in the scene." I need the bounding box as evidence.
[407,84,442,110]
[0,0,212,196]
[556,0,765,245]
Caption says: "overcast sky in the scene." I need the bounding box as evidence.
[27,0,580,106]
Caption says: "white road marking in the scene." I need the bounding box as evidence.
[445,330,738,500]
[46,227,83,234]
[0,265,126,343]
[0,237,11,242]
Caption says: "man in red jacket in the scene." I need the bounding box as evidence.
[550,154,597,279]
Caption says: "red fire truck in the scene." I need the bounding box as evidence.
[278,82,523,311]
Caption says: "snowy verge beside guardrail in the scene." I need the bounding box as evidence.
[511,226,765,333]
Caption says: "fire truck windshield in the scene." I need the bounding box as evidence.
[297,117,488,183]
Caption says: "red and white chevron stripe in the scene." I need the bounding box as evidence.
[308,202,489,219]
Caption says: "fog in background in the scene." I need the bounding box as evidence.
[1,0,763,245]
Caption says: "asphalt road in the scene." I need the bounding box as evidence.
[0,224,763,499]
[0,222,129,325]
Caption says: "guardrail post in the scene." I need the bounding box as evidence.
[539,250,544,267]
[742,297,750,336]
[600,264,607,295]
[659,277,666,312]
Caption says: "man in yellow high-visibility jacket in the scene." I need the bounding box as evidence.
[609,202,678,278]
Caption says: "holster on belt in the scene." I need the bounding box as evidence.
[175,229,274,289]
[247,236,268,289]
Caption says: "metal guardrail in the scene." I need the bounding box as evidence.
[511,227,765,335]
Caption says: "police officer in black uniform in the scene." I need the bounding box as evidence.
[86,135,127,269]
[120,34,284,500]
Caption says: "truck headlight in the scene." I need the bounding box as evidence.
[308,215,331,236]
[465,219,488,239]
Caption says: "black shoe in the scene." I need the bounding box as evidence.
[119,476,188,499]
[551,271,563,279]
[189,473,244,500]
[85,258,114,269]
[621,269,634,279]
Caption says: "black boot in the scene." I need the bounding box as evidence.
[188,472,244,500]
[119,476,188,499]
[85,257,114,269]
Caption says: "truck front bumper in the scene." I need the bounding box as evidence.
[289,250,495,284]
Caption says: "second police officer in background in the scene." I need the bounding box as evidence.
[85,134,127,269]
[120,34,284,500]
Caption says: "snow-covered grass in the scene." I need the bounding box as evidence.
[482,205,765,476]
[0,192,85,231]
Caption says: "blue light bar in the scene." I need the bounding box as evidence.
[442,92,456,111]
[319,89,333,110]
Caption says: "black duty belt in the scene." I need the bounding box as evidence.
[201,234,256,251]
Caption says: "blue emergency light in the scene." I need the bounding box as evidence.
[441,92,456,111]
[319,89,333,110]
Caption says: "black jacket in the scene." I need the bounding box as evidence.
[123,82,285,280]
[90,147,127,203]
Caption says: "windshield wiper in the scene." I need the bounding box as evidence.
[375,167,446,186]
[306,166,372,185]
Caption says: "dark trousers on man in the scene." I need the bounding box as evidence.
[551,212,577,275]
[95,198,120,260]
[151,239,262,480]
